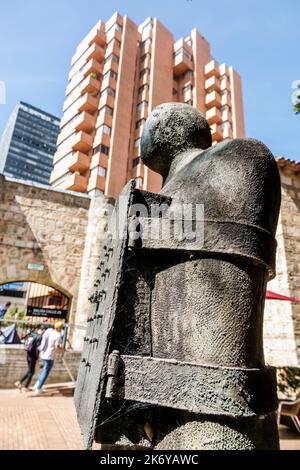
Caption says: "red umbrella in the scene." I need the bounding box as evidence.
[266,290,300,302]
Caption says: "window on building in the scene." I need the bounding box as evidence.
[106,38,121,55]
[134,138,141,148]
[220,105,231,113]
[141,19,153,34]
[173,48,193,61]
[92,144,109,156]
[133,157,141,167]
[182,84,192,94]
[106,22,123,36]
[184,36,192,47]
[137,101,147,112]
[104,53,120,65]
[183,70,193,80]
[135,177,143,186]
[221,121,231,130]
[138,84,148,95]
[140,53,150,64]
[100,87,116,99]
[101,144,109,155]
[98,166,107,177]
[135,119,145,129]
[139,68,149,79]
[103,70,118,82]
[101,124,111,135]
[139,38,151,49]
[98,105,114,120]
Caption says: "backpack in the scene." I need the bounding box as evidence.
[24,333,38,353]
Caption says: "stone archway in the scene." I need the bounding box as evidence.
[0,175,91,326]
[0,278,73,321]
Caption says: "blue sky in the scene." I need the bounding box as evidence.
[0,0,299,160]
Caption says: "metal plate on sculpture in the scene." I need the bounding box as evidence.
[121,355,278,417]
[74,180,136,449]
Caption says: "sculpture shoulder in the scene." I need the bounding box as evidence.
[207,137,278,172]
[195,137,281,195]
[165,137,281,236]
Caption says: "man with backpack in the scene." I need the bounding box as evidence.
[34,322,64,395]
[15,326,46,392]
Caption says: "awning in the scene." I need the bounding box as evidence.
[266,290,300,302]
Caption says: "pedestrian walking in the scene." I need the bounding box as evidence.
[34,322,64,395]
[0,302,11,320]
[15,326,46,391]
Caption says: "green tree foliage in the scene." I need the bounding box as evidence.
[292,81,300,114]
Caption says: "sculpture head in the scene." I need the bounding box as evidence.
[141,103,212,179]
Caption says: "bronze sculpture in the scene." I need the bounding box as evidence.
[75,103,281,450]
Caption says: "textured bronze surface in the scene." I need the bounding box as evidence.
[75,103,281,450]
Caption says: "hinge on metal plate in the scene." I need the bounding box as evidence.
[105,350,120,399]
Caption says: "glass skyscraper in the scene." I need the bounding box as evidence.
[0,102,60,185]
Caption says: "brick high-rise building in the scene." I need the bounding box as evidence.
[50,12,245,199]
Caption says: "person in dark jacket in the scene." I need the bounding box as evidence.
[15,326,46,392]
[0,302,11,320]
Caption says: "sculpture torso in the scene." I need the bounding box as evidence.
[149,138,281,369]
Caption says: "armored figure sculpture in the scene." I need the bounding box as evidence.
[75,103,281,450]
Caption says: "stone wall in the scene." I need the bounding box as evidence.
[1,166,300,368]
[0,175,91,325]
[0,345,81,389]
[72,195,113,350]
[264,160,300,367]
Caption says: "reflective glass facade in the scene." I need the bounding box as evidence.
[0,102,60,185]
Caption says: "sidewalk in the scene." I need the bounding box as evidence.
[0,388,299,450]
[0,388,83,450]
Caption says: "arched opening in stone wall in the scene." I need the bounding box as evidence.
[0,281,72,343]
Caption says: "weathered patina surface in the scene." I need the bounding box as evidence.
[75,103,281,450]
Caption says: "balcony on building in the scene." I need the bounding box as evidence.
[78,94,99,113]
[80,75,101,96]
[173,48,193,77]
[223,126,233,139]
[206,107,222,125]
[87,174,106,193]
[86,43,105,63]
[103,59,119,77]
[219,63,230,77]
[93,129,110,149]
[220,76,231,92]
[221,92,232,108]
[91,152,108,170]
[138,85,149,103]
[205,91,221,109]
[83,59,103,79]
[89,29,106,48]
[68,152,91,172]
[99,93,115,111]
[60,173,88,192]
[72,131,93,153]
[132,162,144,179]
[75,112,96,133]
[205,76,221,93]
[210,123,223,142]
[204,60,220,79]
[221,108,232,122]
